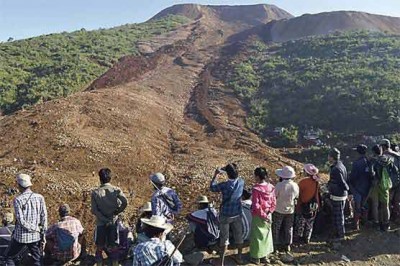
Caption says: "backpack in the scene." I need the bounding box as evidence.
[380,167,393,191]
[56,228,76,251]
[160,193,179,212]
[206,207,220,241]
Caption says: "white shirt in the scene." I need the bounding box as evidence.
[275,179,299,214]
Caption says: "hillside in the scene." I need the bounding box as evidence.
[226,31,400,139]
[0,4,299,255]
[264,11,400,42]
[0,15,189,114]
[151,3,293,26]
[1,4,400,265]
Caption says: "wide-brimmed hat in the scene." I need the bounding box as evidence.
[275,166,296,179]
[141,202,152,212]
[16,173,32,188]
[304,164,319,176]
[304,164,320,181]
[150,173,166,185]
[141,215,173,233]
[197,195,209,204]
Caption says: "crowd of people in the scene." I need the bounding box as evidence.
[0,138,399,266]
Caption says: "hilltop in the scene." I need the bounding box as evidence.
[151,4,293,26]
[264,11,400,42]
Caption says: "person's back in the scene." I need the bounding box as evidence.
[91,183,127,225]
[46,216,84,262]
[350,156,371,197]
[150,173,183,223]
[275,179,299,214]
[187,196,219,248]
[328,160,349,198]
[91,168,127,265]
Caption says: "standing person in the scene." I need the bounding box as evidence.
[150,173,182,224]
[45,204,85,264]
[272,166,299,252]
[349,144,372,230]
[91,168,128,266]
[249,167,276,265]
[5,174,48,266]
[132,215,183,266]
[241,189,252,242]
[370,144,392,231]
[327,148,349,242]
[380,139,400,224]
[294,164,321,244]
[210,163,244,265]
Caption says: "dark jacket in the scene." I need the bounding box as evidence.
[328,160,349,197]
[349,156,372,197]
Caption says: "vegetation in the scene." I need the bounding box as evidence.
[229,31,400,136]
[0,16,189,114]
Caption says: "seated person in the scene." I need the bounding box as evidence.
[136,202,152,234]
[186,195,219,249]
[133,215,183,265]
[45,204,85,265]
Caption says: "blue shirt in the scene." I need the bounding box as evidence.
[210,178,244,217]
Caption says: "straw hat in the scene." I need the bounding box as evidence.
[275,166,296,179]
[196,195,209,204]
[141,215,173,233]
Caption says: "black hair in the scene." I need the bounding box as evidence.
[254,167,268,180]
[225,163,238,180]
[242,188,252,200]
[328,148,341,161]
[372,144,382,156]
[198,203,209,210]
[99,168,112,184]
[143,224,165,238]
[140,211,152,219]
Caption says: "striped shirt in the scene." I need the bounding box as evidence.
[13,189,48,243]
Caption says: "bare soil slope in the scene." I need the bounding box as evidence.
[264,11,400,42]
[0,4,296,252]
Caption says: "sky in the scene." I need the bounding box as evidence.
[1,0,400,41]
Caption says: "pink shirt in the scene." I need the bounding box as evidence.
[251,182,276,221]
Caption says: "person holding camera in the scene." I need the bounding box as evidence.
[4,173,48,266]
[210,163,244,265]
